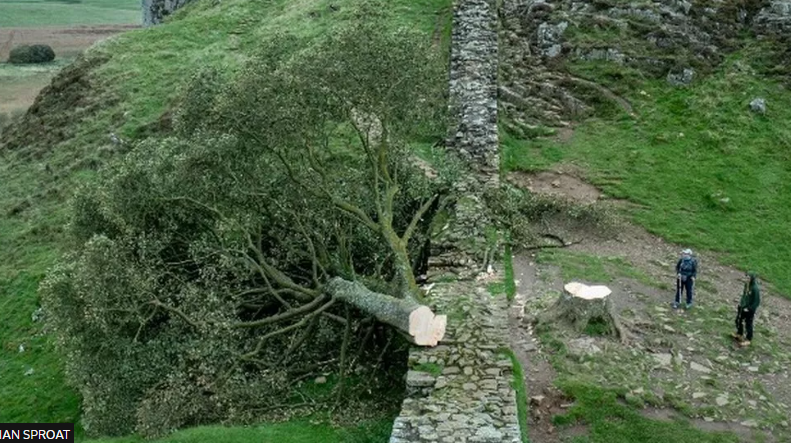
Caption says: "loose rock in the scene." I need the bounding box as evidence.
[749,98,767,115]
[652,353,673,366]
[690,362,711,373]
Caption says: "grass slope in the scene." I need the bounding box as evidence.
[0,0,451,439]
[87,419,393,443]
[554,382,741,443]
[0,0,139,27]
[503,47,791,296]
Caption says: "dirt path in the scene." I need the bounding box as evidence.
[508,258,575,443]
[506,171,791,442]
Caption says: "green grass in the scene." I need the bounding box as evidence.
[554,381,741,443]
[504,243,517,301]
[500,129,564,173]
[413,362,444,376]
[0,0,452,439]
[535,249,659,288]
[85,419,394,443]
[500,349,530,443]
[503,47,791,296]
[0,0,139,27]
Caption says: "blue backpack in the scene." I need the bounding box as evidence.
[679,257,695,277]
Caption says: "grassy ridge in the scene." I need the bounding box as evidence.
[0,0,139,27]
[0,0,452,439]
[503,48,791,296]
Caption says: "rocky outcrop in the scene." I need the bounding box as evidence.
[753,1,791,36]
[498,0,760,130]
[142,0,196,27]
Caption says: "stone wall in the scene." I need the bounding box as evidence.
[142,0,196,27]
[446,0,500,175]
[389,0,522,441]
[389,275,521,443]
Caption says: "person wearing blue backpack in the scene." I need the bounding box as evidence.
[673,249,698,309]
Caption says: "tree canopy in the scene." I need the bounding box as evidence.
[40,8,451,437]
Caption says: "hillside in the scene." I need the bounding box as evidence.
[0,0,451,439]
[498,0,791,296]
[2,0,791,441]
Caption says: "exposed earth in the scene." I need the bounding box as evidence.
[507,171,791,442]
[0,25,137,115]
[0,25,138,60]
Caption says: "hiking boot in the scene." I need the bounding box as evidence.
[740,340,751,347]
[672,302,679,309]
[686,302,693,310]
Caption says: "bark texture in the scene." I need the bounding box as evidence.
[539,282,627,341]
[325,277,446,346]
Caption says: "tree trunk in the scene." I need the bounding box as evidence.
[325,277,446,347]
[539,282,627,342]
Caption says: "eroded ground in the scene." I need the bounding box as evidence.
[507,175,791,443]
[0,25,137,115]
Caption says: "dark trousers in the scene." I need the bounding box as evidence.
[675,277,693,304]
[736,307,756,341]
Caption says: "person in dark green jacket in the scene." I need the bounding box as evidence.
[732,272,761,347]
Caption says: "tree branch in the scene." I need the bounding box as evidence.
[233,294,327,329]
[148,299,201,329]
[242,297,337,359]
[402,194,437,244]
[244,232,318,299]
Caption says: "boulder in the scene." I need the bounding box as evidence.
[536,21,568,58]
[754,1,791,36]
[749,98,767,115]
[667,68,694,86]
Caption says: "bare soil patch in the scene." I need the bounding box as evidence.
[507,169,602,205]
[507,176,791,442]
[642,408,763,443]
[0,25,134,120]
[554,127,574,143]
[0,25,138,60]
[0,74,52,115]
[509,255,590,443]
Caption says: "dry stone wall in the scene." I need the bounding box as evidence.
[389,1,522,442]
[389,276,521,443]
[446,0,501,176]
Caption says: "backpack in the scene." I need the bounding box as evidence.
[679,257,695,277]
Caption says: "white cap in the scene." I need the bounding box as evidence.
[682,248,693,255]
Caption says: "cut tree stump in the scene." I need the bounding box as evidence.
[325,277,447,346]
[539,281,629,342]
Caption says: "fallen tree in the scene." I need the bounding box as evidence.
[326,278,446,346]
[40,4,451,437]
